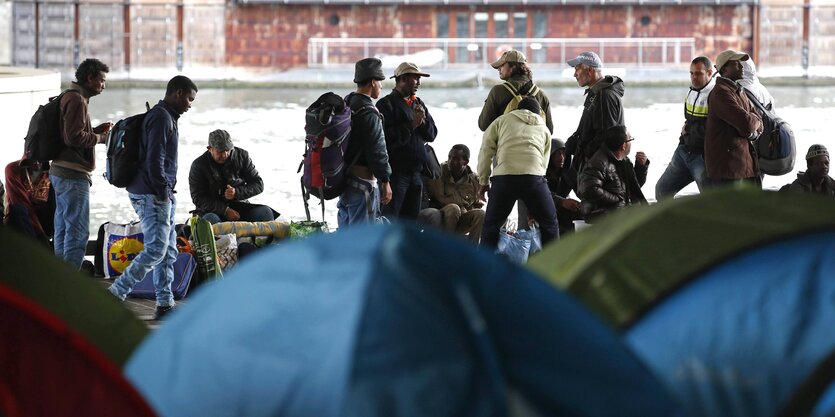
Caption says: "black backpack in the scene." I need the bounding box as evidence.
[104,102,151,187]
[744,90,796,176]
[22,90,78,166]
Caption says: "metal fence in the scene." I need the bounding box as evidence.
[308,37,697,69]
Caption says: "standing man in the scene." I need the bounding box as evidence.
[109,75,198,320]
[376,62,438,219]
[786,145,835,196]
[704,50,763,187]
[478,97,558,249]
[578,125,649,222]
[565,51,625,189]
[50,58,112,269]
[420,144,485,243]
[655,56,715,199]
[478,49,553,134]
[189,129,278,223]
[338,58,392,228]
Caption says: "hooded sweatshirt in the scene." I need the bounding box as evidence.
[477,109,552,185]
[739,60,774,110]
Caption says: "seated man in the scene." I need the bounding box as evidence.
[517,139,582,235]
[785,144,834,196]
[578,125,649,222]
[3,159,55,245]
[418,144,484,243]
[189,129,278,224]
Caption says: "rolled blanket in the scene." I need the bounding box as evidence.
[212,220,291,239]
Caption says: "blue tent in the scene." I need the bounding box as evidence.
[126,223,679,417]
[529,189,835,417]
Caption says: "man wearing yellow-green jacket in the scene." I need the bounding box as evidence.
[656,56,715,199]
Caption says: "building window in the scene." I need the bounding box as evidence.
[474,12,488,62]
[494,12,508,39]
[514,12,527,38]
[437,13,449,38]
[533,12,547,62]
[456,13,470,63]
[329,14,340,26]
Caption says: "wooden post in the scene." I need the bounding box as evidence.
[176,1,184,71]
[803,0,811,77]
[74,1,80,67]
[34,0,40,67]
[751,2,760,65]
[124,1,131,71]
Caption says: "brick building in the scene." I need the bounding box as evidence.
[8,0,832,73]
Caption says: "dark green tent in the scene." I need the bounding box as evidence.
[529,188,835,329]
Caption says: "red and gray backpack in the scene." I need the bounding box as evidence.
[298,92,376,221]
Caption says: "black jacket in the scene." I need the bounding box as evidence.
[376,89,438,174]
[344,92,391,182]
[188,147,264,217]
[566,76,625,164]
[577,146,647,222]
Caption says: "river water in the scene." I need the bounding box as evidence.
[3,85,833,234]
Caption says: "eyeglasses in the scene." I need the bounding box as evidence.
[625,137,634,143]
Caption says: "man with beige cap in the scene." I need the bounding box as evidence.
[704,49,763,187]
[376,62,438,219]
[478,49,553,134]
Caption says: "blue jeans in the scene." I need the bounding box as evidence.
[109,194,177,307]
[337,176,380,229]
[50,175,90,269]
[382,171,422,219]
[655,144,707,200]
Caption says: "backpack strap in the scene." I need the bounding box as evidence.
[501,82,520,98]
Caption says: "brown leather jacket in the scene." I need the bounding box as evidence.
[51,82,105,174]
[704,76,763,180]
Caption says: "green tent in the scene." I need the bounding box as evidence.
[528,188,835,329]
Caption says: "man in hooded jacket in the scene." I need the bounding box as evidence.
[564,51,625,191]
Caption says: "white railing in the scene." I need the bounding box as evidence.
[308,37,696,68]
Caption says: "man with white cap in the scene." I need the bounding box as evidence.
[704,49,763,187]
[564,51,627,190]
[786,144,835,196]
[376,62,438,219]
[478,49,553,134]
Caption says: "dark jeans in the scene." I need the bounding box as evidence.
[5,204,52,246]
[517,199,579,236]
[382,171,423,219]
[481,175,559,249]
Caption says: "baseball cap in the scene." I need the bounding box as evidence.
[715,50,750,72]
[391,62,430,79]
[491,49,527,69]
[567,51,603,69]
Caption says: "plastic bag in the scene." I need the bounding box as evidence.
[516,225,543,255]
[496,229,532,264]
[215,233,238,271]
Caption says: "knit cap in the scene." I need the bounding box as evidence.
[806,144,829,160]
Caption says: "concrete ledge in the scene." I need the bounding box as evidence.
[0,67,62,163]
